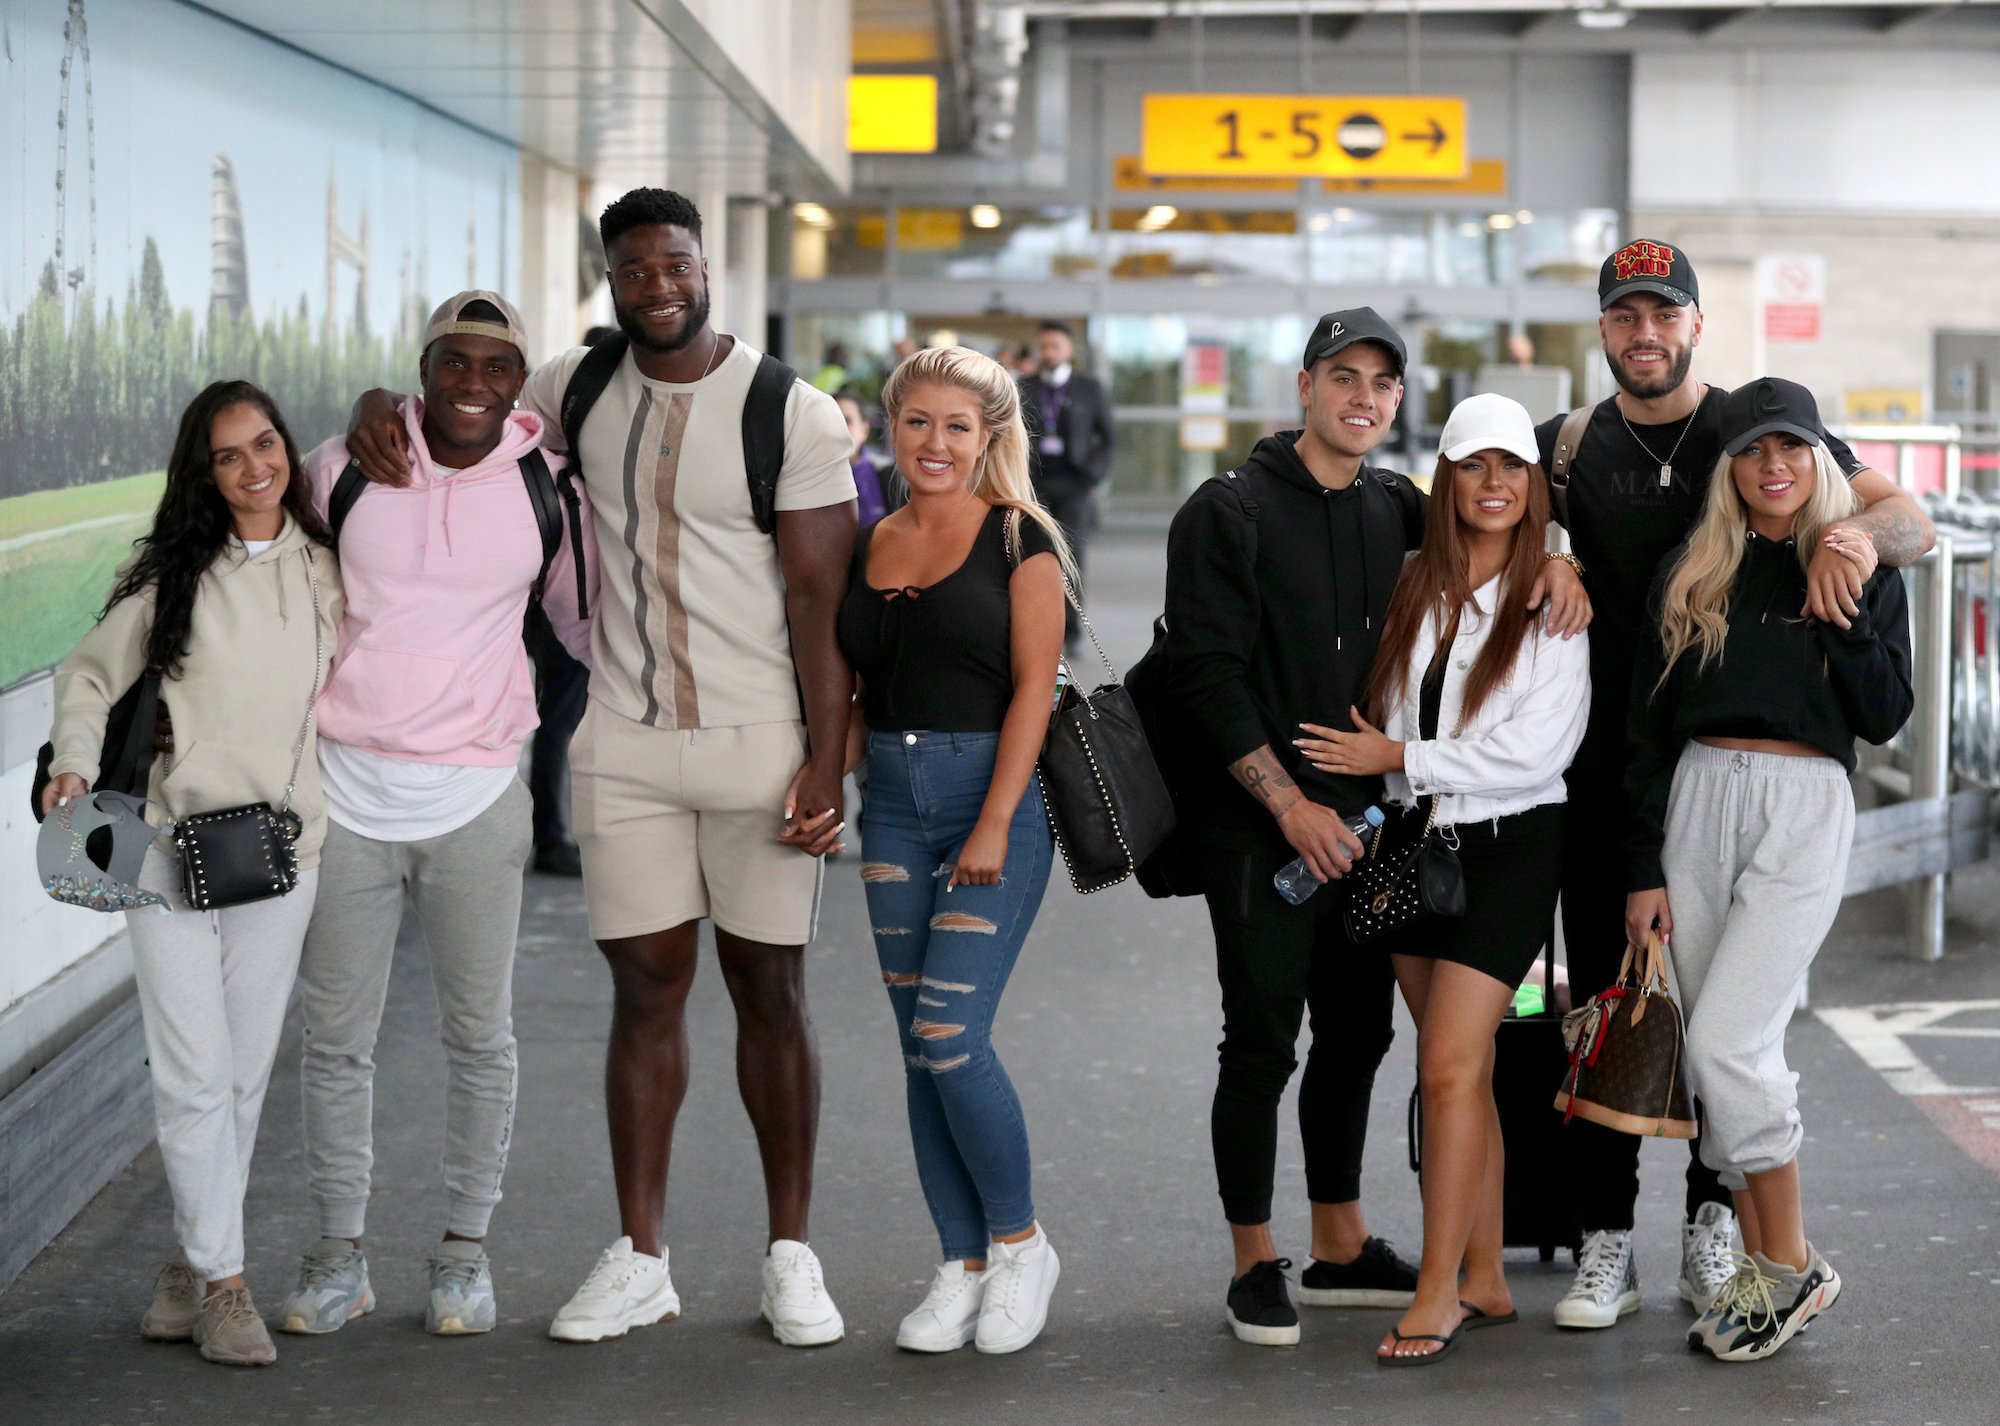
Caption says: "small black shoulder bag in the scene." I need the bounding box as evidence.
[172,548,326,911]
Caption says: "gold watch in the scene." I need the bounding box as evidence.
[1544,552,1584,578]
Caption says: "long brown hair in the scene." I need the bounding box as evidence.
[1363,452,1551,725]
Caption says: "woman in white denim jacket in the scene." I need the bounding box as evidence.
[1300,393,1589,1366]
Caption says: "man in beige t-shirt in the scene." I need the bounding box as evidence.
[346,188,856,1350]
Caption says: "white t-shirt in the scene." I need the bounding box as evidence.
[319,739,518,843]
[242,538,276,556]
[520,339,856,730]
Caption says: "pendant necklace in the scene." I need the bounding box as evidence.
[1618,390,1700,489]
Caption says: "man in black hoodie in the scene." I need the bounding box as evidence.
[1165,309,1588,1346]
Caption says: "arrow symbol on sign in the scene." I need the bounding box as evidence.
[1400,117,1447,154]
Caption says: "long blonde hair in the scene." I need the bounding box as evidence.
[1656,440,1858,683]
[879,346,1081,587]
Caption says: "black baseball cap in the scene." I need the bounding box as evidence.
[1598,238,1699,310]
[1720,377,1826,457]
[1303,307,1406,376]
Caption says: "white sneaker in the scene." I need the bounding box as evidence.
[761,1240,844,1347]
[1679,1202,1741,1313]
[975,1228,1059,1355]
[1554,1228,1640,1329]
[548,1236,680,1342]
[896,1261,988,1353]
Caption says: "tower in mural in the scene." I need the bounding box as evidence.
[326,170,368,343]
[54,0,97,297]
[210,155,250,322]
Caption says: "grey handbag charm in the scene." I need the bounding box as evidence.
[39,790,167,912]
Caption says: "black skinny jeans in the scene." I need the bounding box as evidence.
[1561,739,1730,1231]
[1200,822,1397,1226]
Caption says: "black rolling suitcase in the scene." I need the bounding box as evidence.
[1408,937,1583,1262]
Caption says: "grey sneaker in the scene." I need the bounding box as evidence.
[1689,1247,1842,1363]
[426,1240,497,1335]
[140,1259,202,1341]
[1554,1228,1640,1329]
[192,1285,276,1366]
[1679,1202,1741,1312]
[276,1237,375,1335]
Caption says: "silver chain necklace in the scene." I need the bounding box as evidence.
[1618,389,1701,489]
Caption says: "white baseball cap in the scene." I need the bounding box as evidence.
[1438,391,1541,466]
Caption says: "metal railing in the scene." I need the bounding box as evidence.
[1848,507,2000,961]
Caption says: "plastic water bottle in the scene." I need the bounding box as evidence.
[1273,805,1386,906]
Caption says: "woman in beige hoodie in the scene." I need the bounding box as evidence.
[43,381,343,1367]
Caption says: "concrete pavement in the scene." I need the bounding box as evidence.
[4,528,1998,1425]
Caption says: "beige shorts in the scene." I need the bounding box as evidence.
[570,703,824,944]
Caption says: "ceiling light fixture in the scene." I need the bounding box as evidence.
[1575,2,1632,30]
[970,204,1002,229]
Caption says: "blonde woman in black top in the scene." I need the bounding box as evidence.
[835,347,1075,1355]
[1627,378,1913,1363]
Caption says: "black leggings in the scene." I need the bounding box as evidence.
[1562,757,1729,1230]
[1200,825,1398,1226]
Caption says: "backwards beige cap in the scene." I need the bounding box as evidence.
[422,290,529,361]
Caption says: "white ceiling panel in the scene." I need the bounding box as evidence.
[192,0,843,193]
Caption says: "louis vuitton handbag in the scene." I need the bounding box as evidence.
[1554,932,1698,1139]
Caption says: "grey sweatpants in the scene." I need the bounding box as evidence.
[297,780,531,1240]
[1660,742,1854,1189]
[129,846,319,1281]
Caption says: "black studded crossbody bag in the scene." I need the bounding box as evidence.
[172,548,325,912]
[1341,795,1466,945]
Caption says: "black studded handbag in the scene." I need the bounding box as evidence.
[171,549,325,912]
[1005,512,1177,894]
[1342,796,1466,945]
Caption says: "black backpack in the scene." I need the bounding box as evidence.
[328,447,587,618]
[556,331,797,538]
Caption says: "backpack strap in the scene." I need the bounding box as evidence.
[743,353,797,537]
[328,460,368,552]
[1548,401,1599,530]
[559,333,629,467]
[516,448,572,613]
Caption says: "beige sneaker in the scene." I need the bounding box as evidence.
[139,1260,202,1341]
[192,1285,277,1366]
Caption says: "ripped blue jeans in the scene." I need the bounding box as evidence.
[861,730,1053,1260]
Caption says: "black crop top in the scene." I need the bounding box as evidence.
[837,505,1057,732]
[1625,531,1915,891]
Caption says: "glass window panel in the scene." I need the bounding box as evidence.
[1102,208,1303,283]
[897,207,1098,280]
[786,204,887,279]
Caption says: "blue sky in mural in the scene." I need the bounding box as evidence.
[0,0,518,334]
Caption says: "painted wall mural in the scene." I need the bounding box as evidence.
[0,0,520,690]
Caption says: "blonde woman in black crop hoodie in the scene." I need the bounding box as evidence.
[1626,378,1913,1365]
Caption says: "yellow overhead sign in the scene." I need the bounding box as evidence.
[1114,154,1507,196]
[1143,94,1468,180]
[848,75,939,153]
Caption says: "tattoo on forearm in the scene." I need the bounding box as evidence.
[1234,749,1297,809]
[1852,500,1932,567]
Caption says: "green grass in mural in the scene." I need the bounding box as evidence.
[0,473,163,689]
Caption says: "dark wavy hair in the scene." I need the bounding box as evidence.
[104,380,330,677]
[599,187,703,252]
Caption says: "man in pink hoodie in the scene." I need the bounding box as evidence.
[276,292,598,1340]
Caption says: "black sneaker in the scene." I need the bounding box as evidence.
[1225,1259,1300,1346]
[532,840,583,877]
[1298,1237,1419,1308]
[1688,1247,1842,1363]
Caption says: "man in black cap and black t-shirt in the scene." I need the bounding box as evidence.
[1536,239,1934,1333]
[1166,308,1591,1348]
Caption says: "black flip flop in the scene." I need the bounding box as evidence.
[1459,1301,1519,1331]
[1378,1325,1461,1367]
